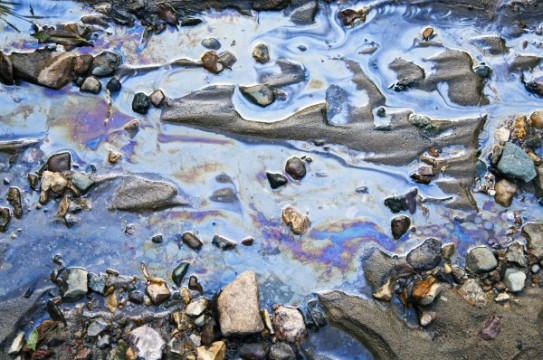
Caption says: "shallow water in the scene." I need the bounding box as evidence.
[1,0,543,358]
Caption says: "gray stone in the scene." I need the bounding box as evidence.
[239,342,269,359]
[503,269,526,293]
[240,84,275,107]
[181,232,203,250]
[47,152,71,172]
[217,271,264,336]
[185,298,208,317]
[272,306,307,343]
[506,242,527,267]
[146,282,170,305]
[202,38,221,50]
[97,334,111,348]
[88,272,106,294]
[269,342,295,360]
[219,51,237,69]
[496,142,536,182]
[80,76,101,94]
[212,234,237,250]
[71,171,95,192]
[252,43,270,64]
[91,51,121,77]
[128,326,165,360]
[87,319,108,337]
[8,331,24,355]
[58,267,88,302]
[109,176,188,211]
[522,223,543,261]
[406,238,442,270]
[465,246,498,273]
[209,188,237,203]
[289,1,318,24]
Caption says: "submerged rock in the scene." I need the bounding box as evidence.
[496,142,536,182]
[201,51,224,74]
[272,306,307,343]
[212,235,237,250]
[240,84,275,107]
[109,176,187,211]
[172,262,190,287]
[384,188,417,214]
[128,326,165,360]
[6,187,22,219]
[240,342,269,359]
[147,282,170,305]
[47,152,71,172]
[149,89,165,107]
[217,271,264,336]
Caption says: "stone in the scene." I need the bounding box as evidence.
[0,51,13,85]
[87,319,108,337]
[503,269,526,293]
[182,232,203,250]
[240,84,275,107]
[460,278,488,305]
[196,341,226,360]
[172,262,190,286]
[466,246,498,273]
[149,89,165,107]
[272,306,307,343]
[109,176,186,211]
[480,316,501,341]
[266,172,288,189]
[106,78,121,92]
[495,292,510,302]
[209,188,237,202]
[217,271,264,336]
[441,243,455,259]
[285,157,306,180]
[218,51,237,69]
[128,326,165,360]
[6,187,22,219]
[391,215,411,239]
[47,152,71,172]
[186,298,208,317]
[522,223,543,261]
[97,334,111,348]
[269,342,295,360]
[132,92,151,114]
[202,38,221,50]
[239,342,268,360]
[494,179,517,207]
[70,171,95,192]
[289,1,318,24]
[252,43,270,64]
[36,52,76,89]
[80,76,101,94]
[8,331,24,355]
[124,119,140,138]
[88,272,106,294]
[129,290,145,304]
[58,267,88,302]
[506,242,526,267]
[372,278,393,301]
[147,282,170,305]
[384,188,418,214]
[281,206,310,235]
[338,8,367,26]
[496,142,536,182]
[406,238,442,270]
[201,51,223,74]
[0,207,10,232]
[91,51,121,77]
[212,235,237,250]
[73,54,93,75]
[419,311,436,327]
[412,277,442,305]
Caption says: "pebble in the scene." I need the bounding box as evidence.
[172,261,190,286]
[151,234,163,243]
[282,206,310,235]
[70,171,95,192]
[391,215,411,240]
[285,157,306,180]
[441,243,455,259]
[495,292,510,302]
[406,238,442,270]
[419,311,436,327]
[269,342,296,360]
[58,267,89,302]
[494,179,518,207]
[372,278,393,301]
[182,232,203,250]
[202,38,221,50]
[91,51,121,77]
[186,298,208,317]
[218,51,237,69]
[210,188,237,202]
[189,275,204,294]
[87,319,108,337]
[242,237,254,246]
[240,84,275,107]
[146,282,170,305]
[106,77,121,92]
[252,43,270,64]
[73,54,93,75]
[460,279,488,305]
[47,152,71,172]
[496,142,536,182]
[128,290,145,304]
[465,246,498,273]
[196,341,226,360]
[212,234,237,250]
[503,268,526,292]
[384,188,418,214]
[0,207,10,232]
[506,241,526,267]
[149,89,165,107]
[88,272,106,294]
[217,271,264,336]
[522,223,543,261]
[8,332,24,355]
[6,187,22,219]
[80,76,101,94]
[128,326,166,360]
[239,343,269,360]
[480,316,501,340]
[132,92,151,114]
[272,306,307,343]
[266,172,288,189]
[201,51,224,74]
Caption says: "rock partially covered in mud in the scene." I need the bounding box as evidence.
[201,50,224,74]
[496,142,536,182]
[465,246,498,273]
[240,84,275,107]
[202,38,221,50]
[217,271,264,336]
[58,267,88,302]
[109,176,188,211]
[407,238,442,270]
[272,306,307,343]
[128,325,165,360]
[212,235,237,250]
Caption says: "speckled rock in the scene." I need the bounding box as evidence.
[496,142,536,182]
[522,223,543,261]
[272,306,307,343]
[406,238,442,270]
[128,325,165,360]
[58,267,88,302]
